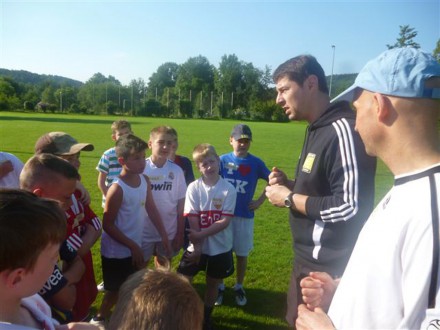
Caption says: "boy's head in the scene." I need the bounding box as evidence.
[34,131,94,170]
[116,134,148,174]
[20,153,80,210]
[192,143,220,178]
[111,120,133,141]
[108,269,203,330]
[148,126,175,161]
[230,124,252,158]
[0,189,66,297]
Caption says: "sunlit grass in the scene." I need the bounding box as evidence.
[0,111,393,329]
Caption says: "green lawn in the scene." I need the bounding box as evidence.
[0,111,393,329]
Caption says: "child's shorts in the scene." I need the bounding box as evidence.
[142,240,180,262]
[232,216,254,257]
[101,256,137,292]
[177,249,234,279]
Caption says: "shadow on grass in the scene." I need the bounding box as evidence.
[192,283,289,330]
[0,115,145,126]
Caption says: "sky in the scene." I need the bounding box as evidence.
[1,0,439,86]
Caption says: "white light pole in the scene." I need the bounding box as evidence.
[329,45,336,97]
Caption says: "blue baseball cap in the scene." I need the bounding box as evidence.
[332,47,440,103]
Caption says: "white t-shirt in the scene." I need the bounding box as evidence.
[0,294,59,330]
[185,177,236,256]
[0,152,23,189]
[101,175,148,258]
[328,164,440,329]
[142,158,186,242]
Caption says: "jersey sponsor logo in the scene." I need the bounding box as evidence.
[151,181,173,191]
[39,267,64,296]
[168,171,175,180]
[212,198,223,210]
[225,162,239,175]
[199,210,222,228]
[302,153,316,174]
[238,164,251,176]
[225,178,248,194]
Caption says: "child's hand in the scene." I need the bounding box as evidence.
[183,249,201,265]
[162,237,172,258]
[248,199,262,210]
[187,228,203,243]
[130,244,144,269]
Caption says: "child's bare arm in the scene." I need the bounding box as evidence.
[97,172,108,196]
[76,223,101,257]
[144,176,171,255]
[188,215,232,242]
[249,187,268,210]
[173,198,185,251]
[103,184,143,268]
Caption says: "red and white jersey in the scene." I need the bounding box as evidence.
[185,177,236,256]
[65,190,101,251]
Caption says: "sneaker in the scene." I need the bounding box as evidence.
[214,288,225,306]
[89,316,105,327]
[96,281,105,292]
[234,287,247,306]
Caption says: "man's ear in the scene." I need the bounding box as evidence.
[307,75,318,90]
[118,157,125,166]
[148,140,153,149]
[374,93,394,125]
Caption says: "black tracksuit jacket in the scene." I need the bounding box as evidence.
[290,101,377,276]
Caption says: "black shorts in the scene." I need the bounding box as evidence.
[177,249,234,279]
[101,256,137,292]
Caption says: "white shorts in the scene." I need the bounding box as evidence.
[142,239,180,262]
[231,216,254,257]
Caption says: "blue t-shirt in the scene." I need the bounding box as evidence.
[219,152,270,218]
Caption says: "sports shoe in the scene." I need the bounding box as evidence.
[96,281,105,292]
[214,288,225,306]
[234,287,247,306]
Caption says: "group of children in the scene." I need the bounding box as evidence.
[0,119,270,330]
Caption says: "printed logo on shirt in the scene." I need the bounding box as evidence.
[168,171,175,180]
[200,210,222,228]
[225,162,239,175]
[302,153,316,174]
[225,178,248,194]
[238,164,251,176]
[151,181,172,191]
[213,197,223,210]
[39,267,65,296]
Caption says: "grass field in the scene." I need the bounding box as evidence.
[0,111,394,329]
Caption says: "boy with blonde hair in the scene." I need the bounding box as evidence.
[177,143,236,330]
[96,119,133,208]
[217,123,270,306]
[92,134,171,325]
[142,126,186,265]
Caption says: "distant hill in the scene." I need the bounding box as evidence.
[0,68,83,88]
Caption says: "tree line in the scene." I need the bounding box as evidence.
[1,25,437,122]
[0,54,355,122]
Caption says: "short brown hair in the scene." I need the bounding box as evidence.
[115,134,148,159]
[0,189,66,272]
[20,153,80,191]
[149,126,175,140]
[108,269,203,330]
[111,120,132,134]
[273,55,329,94]
[192,143,218,164]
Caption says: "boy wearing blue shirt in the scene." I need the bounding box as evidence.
[217,124,270,306]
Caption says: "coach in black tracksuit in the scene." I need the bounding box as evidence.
[265,55,376,327]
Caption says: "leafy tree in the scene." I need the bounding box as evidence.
[433,39,440,63]
[147,62,179,100]
[387,25,420,49]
